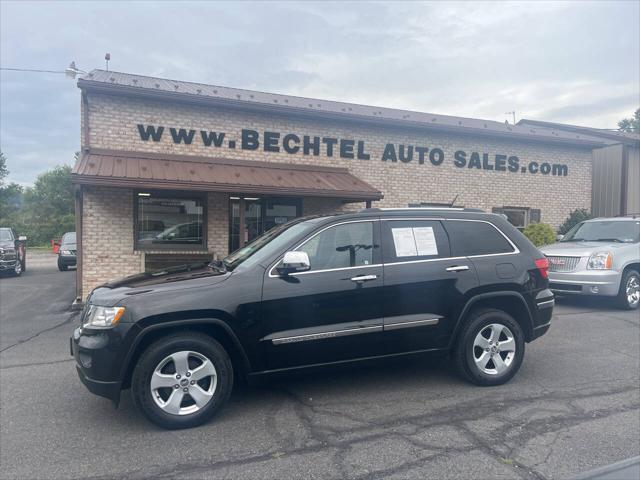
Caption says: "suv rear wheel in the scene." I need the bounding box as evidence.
[132,333,233,429]
[454,309,525,386]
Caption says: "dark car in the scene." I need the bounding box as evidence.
[71,208,553,429]
[0,227,27,276]
[57,232,77,271]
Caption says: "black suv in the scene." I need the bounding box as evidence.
[71,208,553,429]
[0,227,27,276]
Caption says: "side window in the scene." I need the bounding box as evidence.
[382,220,450,263]
[445,220,514,256]
[296,222,375,271]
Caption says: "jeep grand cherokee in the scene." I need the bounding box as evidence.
[71,208,553,429]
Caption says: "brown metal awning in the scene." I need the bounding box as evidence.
[72,149,383,201]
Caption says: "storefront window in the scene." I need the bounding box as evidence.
[493,206,541,230]
[135,192,205,249]
[503,208,528,229]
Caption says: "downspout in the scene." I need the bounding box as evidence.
[72,91,90,308]
[620,144,629,215]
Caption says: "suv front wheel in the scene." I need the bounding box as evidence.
[616,269,640,310]
[132,333,233,429]
[454,309,525,386]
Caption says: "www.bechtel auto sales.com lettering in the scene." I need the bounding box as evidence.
[137,124,570,177]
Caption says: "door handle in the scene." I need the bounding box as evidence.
[445,265,469,272]
[350,274,378,283]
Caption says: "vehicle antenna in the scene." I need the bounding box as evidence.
[450,194,459,207]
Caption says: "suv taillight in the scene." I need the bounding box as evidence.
[535,257,549,279]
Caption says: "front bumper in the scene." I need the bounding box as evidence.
[58,254,77,266]
[0,258,17,270]
[70,322,139,405]
[548,270,621,296]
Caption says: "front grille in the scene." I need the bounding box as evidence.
[546,255,580,272]
[0,249,16,261]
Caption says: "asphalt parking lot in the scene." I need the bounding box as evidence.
[1,254,638,480]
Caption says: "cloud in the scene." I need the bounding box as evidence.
[1,0,638,185]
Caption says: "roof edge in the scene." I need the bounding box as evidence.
[82,148,354,174]
[518,119,640,146]
[78,79,605,149]
[71,174,383,201]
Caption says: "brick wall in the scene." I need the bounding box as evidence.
[78,92,594,297]
[85,93,592,228]
[82,186,140,297]
[81,187,233,297]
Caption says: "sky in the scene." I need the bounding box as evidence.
[1,0,639,186]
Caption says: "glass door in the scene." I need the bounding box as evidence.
[228,196,301,253]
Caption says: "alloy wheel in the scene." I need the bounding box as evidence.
[150,350,217,415]
[14,261,22,275]
[472,323,516,375]
[627,275,640,307]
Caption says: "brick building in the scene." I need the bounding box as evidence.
[71,70,640,301]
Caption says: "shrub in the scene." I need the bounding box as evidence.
[523,223,556,246]
[558,208,593,235]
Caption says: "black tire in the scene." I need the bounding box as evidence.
[58,260,68,271]
[132,333,233,429]
[453,309,525,386]
[615,269,640,310]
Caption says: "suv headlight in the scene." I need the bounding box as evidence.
[587,252,613,270]
[83,306,125,328]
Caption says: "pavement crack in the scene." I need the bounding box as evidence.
[0,312,77,354]
[0,357,75,370]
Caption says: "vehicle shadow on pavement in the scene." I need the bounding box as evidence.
[92,354,455,431]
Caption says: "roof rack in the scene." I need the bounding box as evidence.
[359,207,485,213]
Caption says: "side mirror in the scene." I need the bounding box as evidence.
[277,251,310,275]
[18,236,27,241]
[556,234,564,241]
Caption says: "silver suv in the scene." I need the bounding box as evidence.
[540,216,640,309]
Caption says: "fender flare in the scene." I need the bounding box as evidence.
[448,291,534,348]
[118,317,251,387]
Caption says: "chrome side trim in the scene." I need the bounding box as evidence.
[284,263,382,277]
[384,317,440,331]
[271,325,382,345]
[536,299,555,309]
[376,207,465,211]
[268,216,519,278]
[383,256,467,268]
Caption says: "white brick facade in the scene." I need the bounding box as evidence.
[78,92,593,297]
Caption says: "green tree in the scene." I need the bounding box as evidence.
[618,108,640,133]
[0,152,24,226]
[20,165,75,245]
[558,208,593,235]
[0,151,8,185]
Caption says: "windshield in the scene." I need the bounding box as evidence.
[0,229,13,242]
[223,217,326,271]
[562,220,640,243]
[62,232,76,245]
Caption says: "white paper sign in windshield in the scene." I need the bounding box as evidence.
[391,226,438,257]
